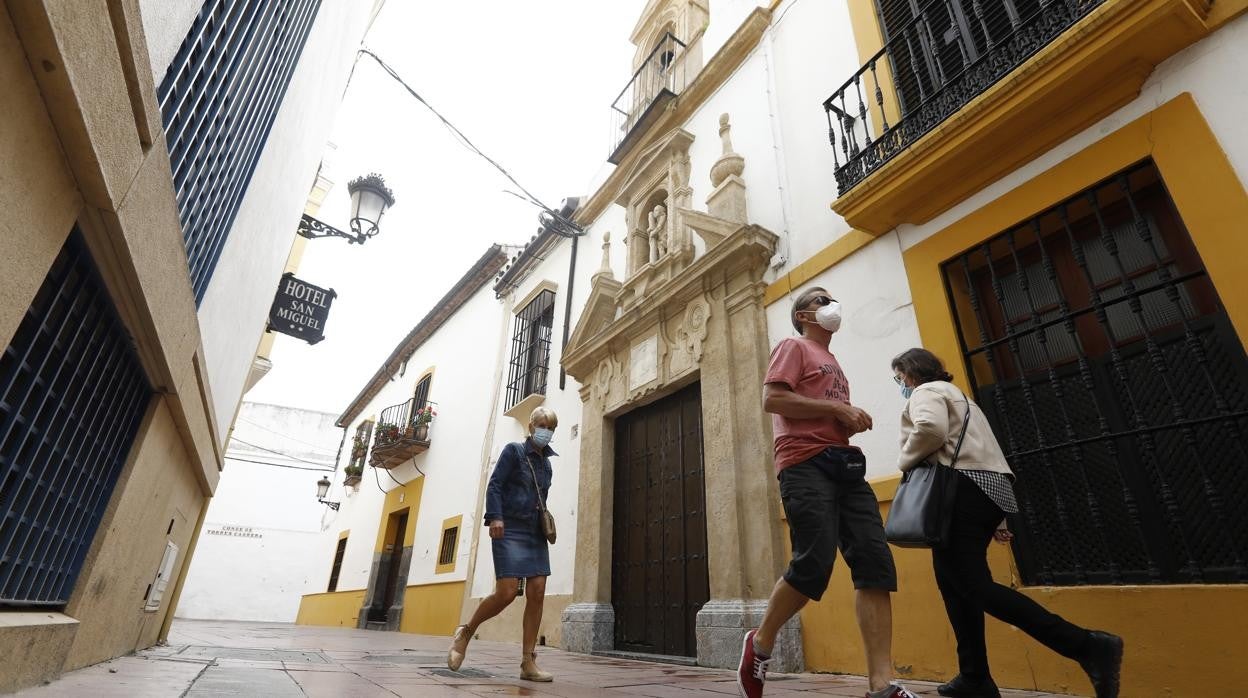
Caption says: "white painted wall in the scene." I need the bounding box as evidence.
[176,402,341,621]
[191,0,380,447]
[306,264,508,596]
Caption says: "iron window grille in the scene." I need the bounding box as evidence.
[505,290,556,411]
[942,160,1248,586]
[413,375,432,412]
[824,0,1106,195]
[350,420,373,470]
[327,537,347,592]
[157,0,324,304]
[0,230,153,606]
[437,526,458,567]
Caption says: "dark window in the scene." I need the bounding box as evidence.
[437,526,459,567]
[413,375,432,410]
[505,290,556,410]
[327,537,347,592]
[942,160,1248,586]
[0,230,152,606]
[157,0,324,304]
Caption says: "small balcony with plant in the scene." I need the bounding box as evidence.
[824,0,1213,233]
[369,399,437,470]
[343,463,363,488]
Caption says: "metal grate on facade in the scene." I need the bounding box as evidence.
[0,231,152,606]
[943,161,1248,586]
[505,290,556,411]
[157,0,323,304]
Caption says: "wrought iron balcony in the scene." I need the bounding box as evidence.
[608,32,688,164]
[370,399,436,470]
[824,0,1107,196]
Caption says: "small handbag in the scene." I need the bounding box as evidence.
[884,393,972,549]
[524,453,557,545]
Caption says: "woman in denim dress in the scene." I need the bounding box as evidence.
[447,407,557,681]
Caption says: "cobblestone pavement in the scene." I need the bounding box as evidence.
[15,619,1078,697]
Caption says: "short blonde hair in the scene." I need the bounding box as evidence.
[529,406,559,430]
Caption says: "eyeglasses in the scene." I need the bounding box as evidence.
[892,374,905,386]
[806,295,835,308]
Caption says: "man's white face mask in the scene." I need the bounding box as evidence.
[802,300,842,333]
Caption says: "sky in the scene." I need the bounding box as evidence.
[246,1,642,417]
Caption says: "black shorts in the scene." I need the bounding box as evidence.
[779,447,897,601]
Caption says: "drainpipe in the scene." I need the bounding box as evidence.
[558,233,579,390]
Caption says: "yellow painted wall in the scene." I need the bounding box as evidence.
[797,95,1248,694]
[398,581,466,636]
[296,589,367,628]
[375,478,424,553]
[800,476,1248,696]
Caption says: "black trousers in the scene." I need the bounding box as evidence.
[932,475,1089,680]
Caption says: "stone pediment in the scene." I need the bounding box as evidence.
[615,128,695,207]
[564,274,623,372]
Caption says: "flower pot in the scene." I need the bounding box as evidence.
[344,475,362,488]
[413,424,429,441]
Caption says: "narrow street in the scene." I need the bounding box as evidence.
[15,619,1075,697]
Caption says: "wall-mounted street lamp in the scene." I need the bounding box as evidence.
[316,476,341,511]
[297,173,396,244]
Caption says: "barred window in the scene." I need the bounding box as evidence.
[437,527,458,567]
[942,161,1248,586]
[350,420,373,469]
[413,374,432,411]
[157,0,323,304]
[0,230,152,606]
[327,537,347,592]
[505,289,556,410]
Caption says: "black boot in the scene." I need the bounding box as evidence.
[1079,631,1124,698]
[937,674,1001,698]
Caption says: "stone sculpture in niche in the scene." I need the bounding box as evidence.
[647,204,668,263]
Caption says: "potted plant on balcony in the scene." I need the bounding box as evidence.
[411,404,436,442]
[343,464,363,488]
[351,433,368,459]
[375,421,401,445]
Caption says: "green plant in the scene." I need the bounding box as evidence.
[344,464,363,478]
[351,433,369,453]
[375,421,400,442]
[413,404,437,427]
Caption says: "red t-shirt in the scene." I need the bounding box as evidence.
[765,336,858,472]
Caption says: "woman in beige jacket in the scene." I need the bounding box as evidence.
[892,348,1123,698]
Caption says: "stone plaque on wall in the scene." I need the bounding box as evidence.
[629,335,659,390]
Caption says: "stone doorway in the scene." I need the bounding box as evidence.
[611,382,709,657]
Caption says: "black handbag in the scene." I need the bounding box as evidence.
[884,394,972,549]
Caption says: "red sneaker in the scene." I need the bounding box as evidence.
[736,630,771,698]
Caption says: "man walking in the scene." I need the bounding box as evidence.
[737,287,916,698]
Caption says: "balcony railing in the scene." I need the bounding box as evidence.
[370,399,436,470]
[824,0,1107,196]
[608,32,687,164]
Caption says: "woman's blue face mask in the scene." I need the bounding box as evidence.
[531,427,554,447]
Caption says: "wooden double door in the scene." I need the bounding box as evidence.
[611,382,709,657]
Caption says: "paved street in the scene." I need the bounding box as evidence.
[14,619,1078,697]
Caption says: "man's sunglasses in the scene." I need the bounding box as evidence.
[806,295,836,308]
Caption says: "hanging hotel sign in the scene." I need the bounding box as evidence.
[268,273,336,345]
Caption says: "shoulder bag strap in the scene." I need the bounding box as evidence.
[524,451,547,514]
[948,391,973,468]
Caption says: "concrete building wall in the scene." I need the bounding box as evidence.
[0,0,378,690]
[176,403,338,622]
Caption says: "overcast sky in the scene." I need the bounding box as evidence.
[246,1,641,417]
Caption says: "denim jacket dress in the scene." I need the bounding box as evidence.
[484,440,555,526]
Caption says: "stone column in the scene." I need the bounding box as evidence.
[694,276,803,672]
[561,390,615,653]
